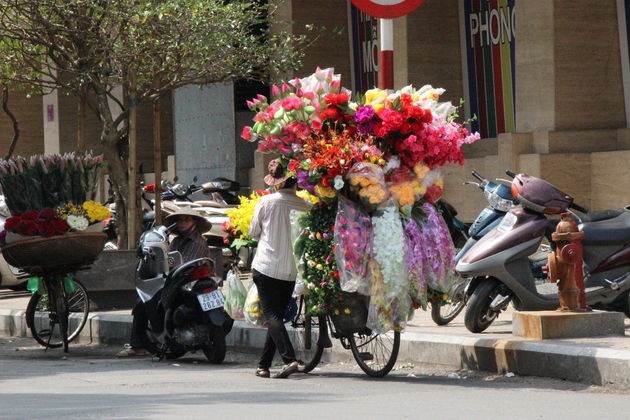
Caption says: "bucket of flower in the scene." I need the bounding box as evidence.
[0,152,108,273]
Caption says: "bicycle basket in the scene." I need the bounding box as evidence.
[330,292,369,335]
[1,232,107,270]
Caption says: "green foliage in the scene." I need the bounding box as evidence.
[295,202,347,316]
[0,0,310,102]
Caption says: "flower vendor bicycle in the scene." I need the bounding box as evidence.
[25,274,90,352]
[290,294,400,378]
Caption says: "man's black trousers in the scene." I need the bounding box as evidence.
[252,269,296,369]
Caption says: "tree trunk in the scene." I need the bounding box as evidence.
[95,91,131,248]
[2,85,20,159]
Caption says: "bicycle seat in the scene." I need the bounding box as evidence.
[580,211,630,245]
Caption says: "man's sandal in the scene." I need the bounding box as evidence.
[255,367,270,378]
[272,361,299,379]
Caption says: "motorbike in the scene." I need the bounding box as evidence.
[0,194,29,289]
[134,222,234,362]
[456,170,630,333]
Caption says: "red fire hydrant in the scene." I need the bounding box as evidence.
[545,212,589,311]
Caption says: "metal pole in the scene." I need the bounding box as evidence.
[379,18,394,90]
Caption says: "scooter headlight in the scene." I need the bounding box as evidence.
[484,189,515,213]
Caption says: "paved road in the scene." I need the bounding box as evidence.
[1,338,629,420]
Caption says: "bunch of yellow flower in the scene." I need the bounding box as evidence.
[56,202,87,220]
[296,189,320,204]
[350,174,387,204]
[390,180,426,206]
[224,191,268,242]
[82,200,111,223]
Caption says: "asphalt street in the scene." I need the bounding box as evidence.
[1,337,629,420]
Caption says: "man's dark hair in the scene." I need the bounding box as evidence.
[283,177,297,189]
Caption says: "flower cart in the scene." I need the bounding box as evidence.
[240,68,479,376]
[0,152,109,352]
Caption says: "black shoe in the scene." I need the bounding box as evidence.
[255,368,270,378]
[273,362,299,379]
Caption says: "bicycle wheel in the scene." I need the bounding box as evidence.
[349,330,400,377]
[290,296,326,373]
[26,279,90,349]
[430,279,468,326]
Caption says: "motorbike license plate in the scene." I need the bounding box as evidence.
[197,290,225,311]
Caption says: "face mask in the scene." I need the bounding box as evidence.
[178,223,195,235]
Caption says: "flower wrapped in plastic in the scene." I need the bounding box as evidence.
[403,217,428,309]
[347,162,389,212]
[371,199,407,295]
[333,196,372,295]
[365,259,411,333]
[415,202,457,299]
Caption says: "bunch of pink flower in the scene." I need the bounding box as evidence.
[241,67,349,155]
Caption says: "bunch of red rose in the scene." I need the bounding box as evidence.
[4,209,70,237]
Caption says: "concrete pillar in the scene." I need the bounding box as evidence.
[515,0,555,132]
[42,90,60,154]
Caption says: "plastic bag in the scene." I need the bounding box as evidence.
[243,283,266,327]
[224,269,247,320]
[333,196,372,295]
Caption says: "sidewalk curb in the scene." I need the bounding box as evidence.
[1,309,628,388]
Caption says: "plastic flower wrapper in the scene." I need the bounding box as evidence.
[388,166,425,209]
[403,217,429,309]
[366,260,392,334]
[333,196,372,295]
[346,162,389,212]
[414,202,456,295]
[365,259,410,333]
[243,284,266,327]
[371,199,408,296]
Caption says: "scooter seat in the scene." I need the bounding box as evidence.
[580,211,630,245]
[578,208,626,223]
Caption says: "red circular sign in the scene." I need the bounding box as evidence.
[350,0,425,18]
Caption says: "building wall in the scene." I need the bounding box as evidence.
[57,91,174,174]
[0,92,44,157]
[554,0,625,130]
[292,0,352,84]
[407,0,464,104]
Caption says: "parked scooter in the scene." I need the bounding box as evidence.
[431,171,551,325]
[457,171,630,333]
[134,223,233,362]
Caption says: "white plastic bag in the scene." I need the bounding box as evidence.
[243,284,266,327]
[224,269,247,320]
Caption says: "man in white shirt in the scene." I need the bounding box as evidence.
[249,159,312,378]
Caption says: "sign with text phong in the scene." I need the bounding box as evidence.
[461,0,516,139]
[350,0,425,18]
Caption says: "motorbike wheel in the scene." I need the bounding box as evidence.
[464,279,503,333]
[203,326,226,364]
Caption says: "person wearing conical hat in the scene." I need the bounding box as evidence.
[116,208,213,358]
